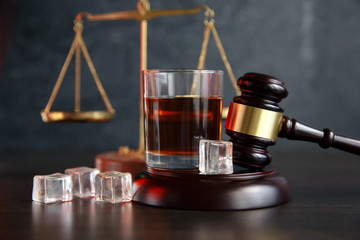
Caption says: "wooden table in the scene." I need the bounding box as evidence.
[0,151,359,239]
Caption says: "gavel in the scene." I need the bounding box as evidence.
[225,72,360,170]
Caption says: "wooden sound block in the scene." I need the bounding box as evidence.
[95,150,146,177]
[132,167,291,210]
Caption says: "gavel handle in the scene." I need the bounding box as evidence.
[278,116,360,155]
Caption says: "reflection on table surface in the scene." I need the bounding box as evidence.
[0,152,360,239]
[30,198,279,239]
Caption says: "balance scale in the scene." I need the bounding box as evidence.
[41,0,291,210]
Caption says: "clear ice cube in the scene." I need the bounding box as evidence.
[65,166,100,198]
[95,171,132,204]
[199,139,233,175]
[32,173,73,204]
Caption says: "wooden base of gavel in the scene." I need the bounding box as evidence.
[225,72,360,170]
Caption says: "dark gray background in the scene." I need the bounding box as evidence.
[1,0,360,158]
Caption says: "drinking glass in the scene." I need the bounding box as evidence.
[143,69,223,170]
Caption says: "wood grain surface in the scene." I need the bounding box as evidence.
[0,152,359,239]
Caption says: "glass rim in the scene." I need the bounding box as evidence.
[143,69,224,74]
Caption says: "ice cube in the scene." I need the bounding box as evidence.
[199,139,233,175]
[32,173,73,204]
[65,166,100,198]
[95,171,132,204]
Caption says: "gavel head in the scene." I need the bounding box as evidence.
[225,72,288,170]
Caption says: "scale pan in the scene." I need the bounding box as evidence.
[41,110,115,123]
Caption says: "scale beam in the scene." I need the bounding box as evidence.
[70,1,212,152]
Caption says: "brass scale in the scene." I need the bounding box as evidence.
[41,0,241,158]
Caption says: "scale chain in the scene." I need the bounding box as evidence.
[196,9,241,96]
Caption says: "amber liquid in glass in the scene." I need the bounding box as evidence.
[144,96,222,170]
